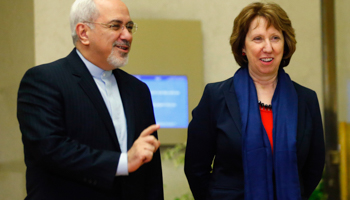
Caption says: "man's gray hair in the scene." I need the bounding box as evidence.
[70,0,100,45]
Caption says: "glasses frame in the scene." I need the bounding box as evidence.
[84,21,138,34]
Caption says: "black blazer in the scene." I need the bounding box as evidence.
[184,76,325,200]
[17,49,163,200]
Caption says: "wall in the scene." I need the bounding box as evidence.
[34,0,75,64]
[34,0,324,107]
[335,0,350,199]
[121,0,323,108]
[336,0,350,123]
[123,19,204,144]
[0,0,34,199]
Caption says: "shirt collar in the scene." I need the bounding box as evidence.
[76,49,112,79]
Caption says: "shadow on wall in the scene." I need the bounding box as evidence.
[160,145,194,200]
[0,160,26,199]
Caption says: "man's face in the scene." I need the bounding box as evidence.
[88,0,133,70]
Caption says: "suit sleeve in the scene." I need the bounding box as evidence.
[17,67,120,189]
[142,84,164,200]
[185,84,216,200]
[302,91,325,197]
[145,147,163,200]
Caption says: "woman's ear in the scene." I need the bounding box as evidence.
[242,47,246,56]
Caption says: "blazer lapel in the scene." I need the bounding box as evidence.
[296,94,307,151]
[224,79,242,135]
[113,69,136,150]
[66,49,121,150]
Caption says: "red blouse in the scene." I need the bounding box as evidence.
[260,106,273,151]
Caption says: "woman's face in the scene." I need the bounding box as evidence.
[243,16,284,78]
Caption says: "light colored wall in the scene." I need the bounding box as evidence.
[335,3,350,197]
[35,1,324,109]
[336,0,350,122]
[123,19,204,145]
[34,0,75,64]
[0,0,34,199]
[122,1,323,108]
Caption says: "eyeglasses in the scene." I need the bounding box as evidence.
[85,21,138,34]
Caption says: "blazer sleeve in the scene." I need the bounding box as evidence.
[301,91,325,197]
[185,84,216,200]
[17,66,120,189]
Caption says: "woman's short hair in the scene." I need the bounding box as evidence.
[229,2,296,68]
[70,0,100,45]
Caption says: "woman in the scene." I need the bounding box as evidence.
[184,2,325,200]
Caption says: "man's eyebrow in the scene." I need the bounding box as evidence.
[107,20,134,24]
[107,20,123,24]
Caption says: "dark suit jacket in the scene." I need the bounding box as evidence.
[17,49,164,200]
[184,76,325,200]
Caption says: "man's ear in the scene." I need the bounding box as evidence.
[76,23,90,45]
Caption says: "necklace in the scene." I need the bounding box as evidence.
[258,100,272,110]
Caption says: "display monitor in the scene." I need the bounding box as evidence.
[134,75,188,128]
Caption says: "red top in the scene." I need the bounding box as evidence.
[260,106,273,151]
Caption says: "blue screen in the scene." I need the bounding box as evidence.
[134,75,188,128]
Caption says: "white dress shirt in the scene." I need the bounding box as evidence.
[76,49,128,176]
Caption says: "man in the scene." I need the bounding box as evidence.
[17,0,164,199]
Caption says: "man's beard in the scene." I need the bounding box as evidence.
[107,50,129,69]
[107,41,130,69]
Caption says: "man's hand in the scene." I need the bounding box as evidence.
[127,124,161,173]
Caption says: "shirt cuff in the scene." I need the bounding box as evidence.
[116,153,129,176]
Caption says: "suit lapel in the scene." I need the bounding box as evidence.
[224,79,242,135]
[66,49,121,150]
[113,69,136,150]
